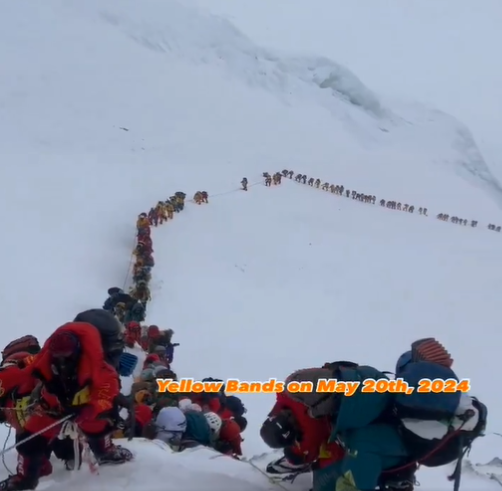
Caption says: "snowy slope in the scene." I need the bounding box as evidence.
[0,438,500,491]
[191,0,502,180]
[1,0,501,489]
[1,0,502,215]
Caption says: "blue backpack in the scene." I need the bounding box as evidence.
[393,350,461,421]
[390,345,487,469]
[118,352,138,377]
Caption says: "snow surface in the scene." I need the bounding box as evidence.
[190,0,502,181]
[1,0,501,489]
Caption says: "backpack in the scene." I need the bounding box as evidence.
[391,340,487,468]
[2,335,41,362]
[184,411,212,446]
[224,395,247,417]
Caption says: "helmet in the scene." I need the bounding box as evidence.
[186,403,202,412]
[49,331,81,375]
[140,368,155,381]
[204,412,222,436]
[152,365,170,378]
[107,287,122,296]
[260,412,298,449]
[155,368,177,380]
[178,398,192,411]
[49,332,80,358]
[148,325,160,337]
[135,389,152,405]
[126,321,141,332]
[155,407,187,433]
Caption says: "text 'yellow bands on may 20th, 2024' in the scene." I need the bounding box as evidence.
[155,378,471,396]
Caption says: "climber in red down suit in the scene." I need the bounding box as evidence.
[5,322,133,491]
[262,391,344,474]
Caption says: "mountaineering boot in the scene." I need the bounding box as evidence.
[378,466,417,491]
[0,455,45,491]
[266,456,309,474]
[87,435,133,465]
[0,475,38,491]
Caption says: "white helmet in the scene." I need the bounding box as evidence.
[204,411,222,436]
[155,407,187,433]
[178,398,192,412]
[186,403,202,412]
[178,399,203,413]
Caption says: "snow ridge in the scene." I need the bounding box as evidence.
[97,0,386,118]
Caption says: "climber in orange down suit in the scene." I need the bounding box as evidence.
[3,322,132,491]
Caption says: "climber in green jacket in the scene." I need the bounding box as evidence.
[310,364,409,491]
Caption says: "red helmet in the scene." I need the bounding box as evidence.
[126,321,141,332]
[147,325,160,337]
[49,332,80,359]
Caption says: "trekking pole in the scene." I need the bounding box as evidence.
[0,414,73,457]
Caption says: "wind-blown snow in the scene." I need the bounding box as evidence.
[0,0,501,489]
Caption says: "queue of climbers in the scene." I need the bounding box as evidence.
[0,187,250,491]
[0,181,490,491]
[101,191,188,326]
[107,189,247,457]
[0,318,489,490]
[274,169,500,234]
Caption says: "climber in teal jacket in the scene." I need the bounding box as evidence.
[312,365,409,491]
[278,342,488,491]
[182,410,213,448]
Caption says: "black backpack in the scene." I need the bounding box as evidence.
[225,395,247,417]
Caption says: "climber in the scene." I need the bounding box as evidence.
[130,280,151,303]
[165,200,174,219]
[174,192,186,211]
[2,323,134,490]
[274,340,487,491]
[261,388,344,475]
[103,287,134,313]
[147,207,157,226]
[194,191,203,204]
[124,321,142,348]
[144,406,216,451]
[140,325,162,352]
[0,353,84,486]
[123,300,146,324]
[241,178,248,191]
[136,213,150,230]
[155,201,167,224]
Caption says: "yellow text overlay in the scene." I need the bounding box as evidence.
[155,378,471,396]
